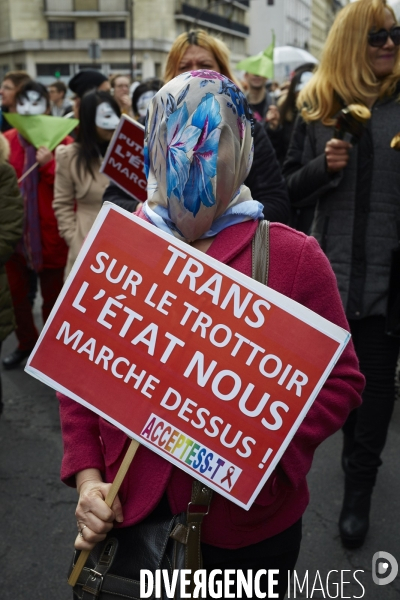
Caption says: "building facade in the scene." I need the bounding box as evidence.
[390,0,400,20]
[0,0,249,85]
[309,0,348,59]
[248,0,312,56]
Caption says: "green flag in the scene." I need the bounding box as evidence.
[236,33,275,79]
[3,113,79,150]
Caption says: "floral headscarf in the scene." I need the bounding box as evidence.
[142,70,263,242]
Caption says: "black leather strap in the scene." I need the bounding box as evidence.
[78,538,118,599]
[75,569,141,600]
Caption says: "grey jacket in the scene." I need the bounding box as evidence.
[283,93,400,319]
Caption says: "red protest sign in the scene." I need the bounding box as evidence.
[26,205,349,509]
[100,115,146,202]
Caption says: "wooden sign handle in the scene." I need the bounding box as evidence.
[68,438,140,587]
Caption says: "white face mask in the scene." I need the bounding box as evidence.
[95,102,120,130]
[137,90,156,117]
[16,90,47,115]
[295,71,314,93]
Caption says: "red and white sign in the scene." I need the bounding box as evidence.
[100,115,146,203]
[26,205,350,509]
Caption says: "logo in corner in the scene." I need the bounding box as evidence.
[372,551,398,586]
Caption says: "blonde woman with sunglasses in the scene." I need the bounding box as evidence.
[283,0,400,549]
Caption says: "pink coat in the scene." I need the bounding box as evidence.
[58,217,364,548]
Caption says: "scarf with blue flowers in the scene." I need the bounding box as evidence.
[142,70,263,242]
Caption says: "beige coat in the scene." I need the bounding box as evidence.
[53,143,109,277]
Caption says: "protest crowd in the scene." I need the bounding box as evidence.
[0,0,399,597]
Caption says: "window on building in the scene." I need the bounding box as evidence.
[36,64,71,77]
[78,64,102,71]
[99,21,125,38]
[0,65,10,81]
[48,21,75,39]
[109,63,131,71]
[155,63,162,78]
[267,0,274,5]
[75,0,98,10]
[133,63,142,80]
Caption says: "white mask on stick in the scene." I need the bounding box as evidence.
[16,90,47,115]
[95,102,120,129]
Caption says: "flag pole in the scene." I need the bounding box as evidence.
[18,162,39,184]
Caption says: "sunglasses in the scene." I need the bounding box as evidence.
[368,26,400,48]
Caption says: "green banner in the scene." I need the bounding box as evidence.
[236,33,275,79]
[4,113,78,150]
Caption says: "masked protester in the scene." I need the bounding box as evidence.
[2,81,73,370]
[58,72,364,600]
[131,78,163,124]
[53,90,121,277]
[283,0,400,548]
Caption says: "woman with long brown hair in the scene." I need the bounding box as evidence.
[283,0,400,548]
[54,90,121,277]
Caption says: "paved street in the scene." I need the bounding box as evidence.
[0,307,399,599]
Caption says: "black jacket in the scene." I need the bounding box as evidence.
[283,99,400,320]
[247,120,289,223]
[103,181,140,213]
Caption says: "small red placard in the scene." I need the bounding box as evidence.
[100,115,146,202]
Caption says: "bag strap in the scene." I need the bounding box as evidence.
[185,480,212,570]
[252,220,270,285]
[78,538,119,599]
[170,481,212,593]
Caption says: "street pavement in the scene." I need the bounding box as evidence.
[0,306,399,599]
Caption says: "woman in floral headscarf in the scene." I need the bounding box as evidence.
[58,72,363,600]
[143,70,261,241]
[105,29,290,224]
